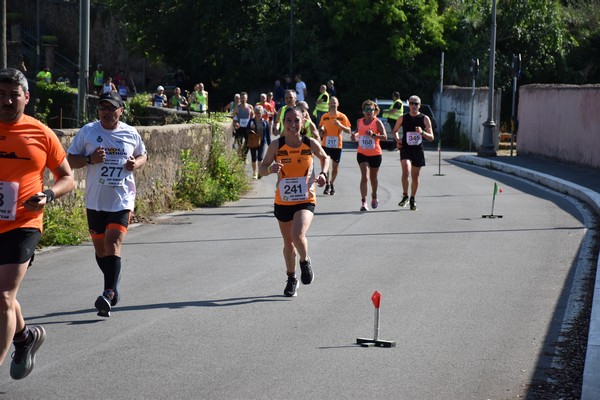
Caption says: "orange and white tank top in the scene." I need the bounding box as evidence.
[356,118,382,156]
[274,136,316,206]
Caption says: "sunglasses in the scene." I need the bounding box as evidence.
[363,108,374,112]
[409,102,420,106]
[97,104,118,112]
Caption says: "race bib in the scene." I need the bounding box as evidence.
[239,118,250,128]
[278,177,308,202]
[359,135,375,149]
[0,181,19,221]
[406,131,423,146]
[98,157,128,186]
[154,100,163,107]
[325,136,339,148]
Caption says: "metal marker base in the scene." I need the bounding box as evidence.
[356,338,396,348]
[356,305,396,347]
[482,214,503,218]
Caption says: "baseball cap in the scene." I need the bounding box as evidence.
[98,91,124,108]
[157,85,165,91]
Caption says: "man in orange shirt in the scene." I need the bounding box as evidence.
[318,96,351,195]
[0,68,75,380]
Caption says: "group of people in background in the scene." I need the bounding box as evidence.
[150,81,208,112]
[226,76,434,214]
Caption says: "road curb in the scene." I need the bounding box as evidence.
[454,155,600,399]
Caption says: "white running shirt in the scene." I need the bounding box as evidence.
[68,121,147,212]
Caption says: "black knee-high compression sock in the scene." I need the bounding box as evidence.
[95,254,107,274]
[103,255,122,291]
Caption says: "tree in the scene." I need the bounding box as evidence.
[106,0,445,114]
[439,0,574,123]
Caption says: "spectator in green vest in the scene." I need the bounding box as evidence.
[36,67,52,84]
[188,83,208,113]
[93,64,105,95]
[313,84,329,125]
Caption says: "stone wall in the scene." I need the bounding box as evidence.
[517,84,600,168]
[433,86,502,150]
[53,122,234,215]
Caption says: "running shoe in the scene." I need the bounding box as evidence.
[323,184,331,195]
[410,198,418,211]
[111,289,120,307]
[398,195,409,208]
[329,184,335,195]
[10,326,46,380]
[360,200,369,212]
[299,258,314,285]
[284,275,298,297]
[371,198,379,209]
[95,290,112,317]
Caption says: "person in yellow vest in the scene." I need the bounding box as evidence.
[297,101,320,141]
[35,67,52,84]
[274,89,296,135]
[318,96,351,195]
[313,84,329,125]
[259,106,330,297]
[382,91,404,150]
[92,64,104,95]
[188,83,208,113]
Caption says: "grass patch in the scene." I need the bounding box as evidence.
[40,189,89,247]
[176,115,250,207]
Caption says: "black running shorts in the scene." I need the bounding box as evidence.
[356,153,382,168]
[274,203,315,222]
[86,209,131,238]
[400,147,426,168]
[324,147,342,164]
[0,228,41,264]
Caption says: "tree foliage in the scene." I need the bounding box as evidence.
[106,0,598,122]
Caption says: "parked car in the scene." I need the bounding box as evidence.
[374,98,438,141]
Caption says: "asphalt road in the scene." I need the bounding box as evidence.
[0,148,592,400]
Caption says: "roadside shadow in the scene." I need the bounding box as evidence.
[25,295,288,324]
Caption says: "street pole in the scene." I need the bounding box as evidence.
[510,53,520,157]
[77,0,90,126]
[469,59,479,152]
[478,0,497,157]
[1,0,7,69]
[36,0,40,72]
[289,0,294,75]
[438,52,444,138]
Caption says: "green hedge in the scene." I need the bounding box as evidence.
[34,82,79,128]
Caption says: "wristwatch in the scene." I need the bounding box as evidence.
[86,155,93,165]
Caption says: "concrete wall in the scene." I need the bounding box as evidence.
[517,84,600,168]
[433,86,502,150]
[53,122,234,215]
